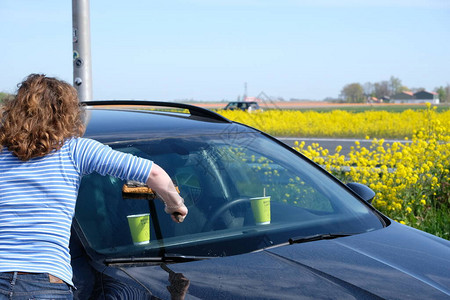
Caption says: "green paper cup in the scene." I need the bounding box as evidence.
[127,213,150,245]
[250,196,271,225]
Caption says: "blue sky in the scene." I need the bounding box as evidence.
[1,0,449,101]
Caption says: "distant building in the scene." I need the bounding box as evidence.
[391,90,439,104]
[367,96,381,103]
[391,91,414,101]
[413,91,439,103]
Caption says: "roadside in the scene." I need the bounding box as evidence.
[191,101,448,112]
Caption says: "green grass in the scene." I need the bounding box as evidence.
[419,205,450,240]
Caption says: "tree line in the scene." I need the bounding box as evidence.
[0,92,13,104]
[339,76,450,103]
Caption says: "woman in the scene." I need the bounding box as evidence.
[0,74,188,299]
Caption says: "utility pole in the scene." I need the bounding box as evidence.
[243,82,247,101]
[72,0,93,101]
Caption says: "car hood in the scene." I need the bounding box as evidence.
[107,222,450,299]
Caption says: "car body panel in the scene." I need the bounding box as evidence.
[99,222,449,299]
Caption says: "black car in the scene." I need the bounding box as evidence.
[71,100,450,299]
[224,101,261,112]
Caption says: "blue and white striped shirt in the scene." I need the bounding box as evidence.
[0,137,153,286]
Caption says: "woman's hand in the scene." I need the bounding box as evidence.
[146,163,188,223]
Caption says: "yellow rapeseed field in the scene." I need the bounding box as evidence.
[217,105,450,239]
[218,107,450,138]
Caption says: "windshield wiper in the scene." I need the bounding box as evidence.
[104,253,211,265]
[163,253,212,262]
[288,233,353,245]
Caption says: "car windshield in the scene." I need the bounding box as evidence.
[75,131,384,259]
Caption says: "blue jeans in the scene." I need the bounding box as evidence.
[0,272,73,300]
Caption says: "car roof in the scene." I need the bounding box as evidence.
[227,101,258,104]
[82,101,255,143]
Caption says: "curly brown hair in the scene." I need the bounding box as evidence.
[0,74,85,161]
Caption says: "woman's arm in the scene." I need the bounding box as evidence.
[146,163,188,223]
[72,138,187,222]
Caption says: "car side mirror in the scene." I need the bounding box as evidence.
[346,182,376,204]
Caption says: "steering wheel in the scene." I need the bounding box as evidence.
[202,197,252,232]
